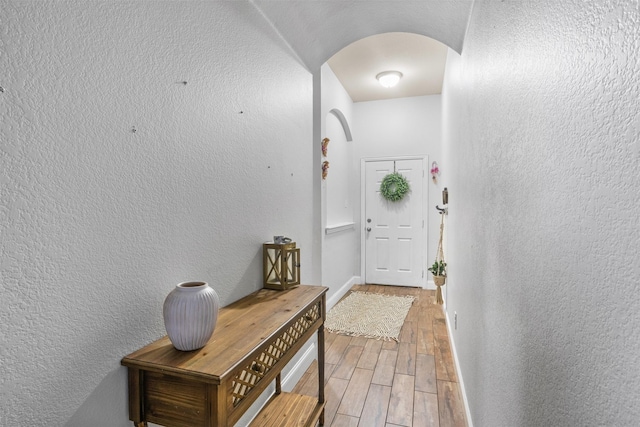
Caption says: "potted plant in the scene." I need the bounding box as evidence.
[428,260,446,304]
[428,260,446,286]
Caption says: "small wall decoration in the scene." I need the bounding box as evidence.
[322,161,330,180]
[430,161,440,183]
[321,137,330,157]
[380,172,410,202]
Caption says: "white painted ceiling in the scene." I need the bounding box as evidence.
[251,0,473,72]
[326,32,449,102]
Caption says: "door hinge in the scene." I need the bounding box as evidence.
[422,220,424,228]
[422,270,424,278]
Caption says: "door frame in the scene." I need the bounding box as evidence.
[360,155,428,287]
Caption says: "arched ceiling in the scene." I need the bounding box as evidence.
[327,32,449,102]
[250,0,474,71]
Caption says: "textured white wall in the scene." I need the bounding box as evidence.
[354,96,443,279]
[354,96,442,160]
[1,2,312,426]
[443,1,640,426]
[325,115,352,225]
[323,66,355,227]
[321,64,359,301]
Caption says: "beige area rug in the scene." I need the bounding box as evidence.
[325,291,415,341]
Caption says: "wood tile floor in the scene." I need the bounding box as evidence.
[292,284,467,427]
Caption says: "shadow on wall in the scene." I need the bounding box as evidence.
[65,368,129,427]
[65,249,264,427]
[215,246,264,304]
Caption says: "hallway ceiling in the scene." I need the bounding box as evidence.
[251,0,473,72]
[326,32,449,102]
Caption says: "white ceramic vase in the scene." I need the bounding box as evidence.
[163,281,220,351]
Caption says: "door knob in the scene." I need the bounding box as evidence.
[366,227,371,232]
[367,218,372,223]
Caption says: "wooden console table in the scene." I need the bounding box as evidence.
[121,285,327,427]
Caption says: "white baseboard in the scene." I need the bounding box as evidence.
[327,275,360,309]
[236,274,364,427]
[237,339,318,427]
[445,310,473,427]
[282,341,317,390]
[233,275,362,427]
[184,278,461,427]
[283,275,362,396]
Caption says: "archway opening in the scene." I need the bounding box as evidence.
[320,32,455,297]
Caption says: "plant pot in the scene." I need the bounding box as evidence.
[163,281,220,351]
[432,275,446,305]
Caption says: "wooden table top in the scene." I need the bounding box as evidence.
[122,285,327,384]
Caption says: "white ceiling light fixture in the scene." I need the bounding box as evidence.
[376,70,403,88]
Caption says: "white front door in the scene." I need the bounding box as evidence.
[363,158,426,287]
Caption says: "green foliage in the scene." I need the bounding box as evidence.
[380,172,410,202]
[428,260,446,276]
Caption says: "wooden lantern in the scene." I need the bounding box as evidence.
[263,242,300,290]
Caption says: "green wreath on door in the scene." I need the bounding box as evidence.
[380,172,410,202]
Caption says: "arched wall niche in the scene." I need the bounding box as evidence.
[328,108,353,142]
[324,111,353,227]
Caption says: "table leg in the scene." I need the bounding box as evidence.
[127,368,146,427]
[318,322,325,425]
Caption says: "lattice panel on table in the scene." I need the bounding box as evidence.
[231,302,321,407]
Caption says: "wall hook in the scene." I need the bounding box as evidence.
[436,204,448,215]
